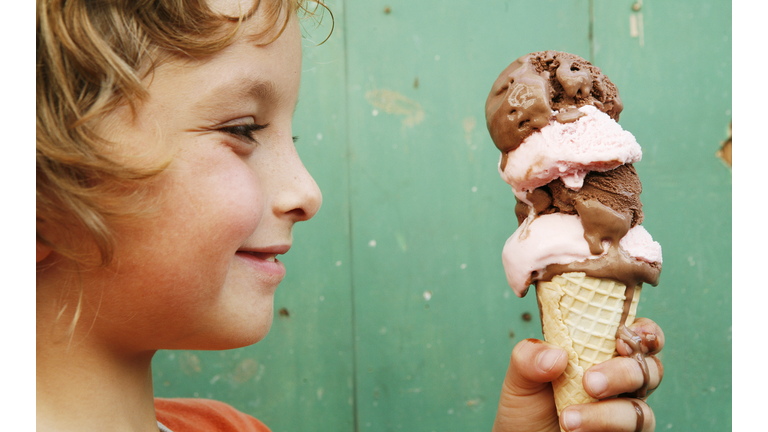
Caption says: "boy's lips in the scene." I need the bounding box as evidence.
[241,251,279,262]
[235,245,291,277]
[238,244,291,256]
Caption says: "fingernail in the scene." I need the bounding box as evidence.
[618,338,634,355]
[561,409,581,431]
[586,371,608,397]
[537,348,564,372]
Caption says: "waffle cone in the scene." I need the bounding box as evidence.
[536,272,641,427]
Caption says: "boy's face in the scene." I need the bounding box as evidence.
[80,10,321,351]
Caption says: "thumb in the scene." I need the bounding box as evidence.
[492,339,568,432]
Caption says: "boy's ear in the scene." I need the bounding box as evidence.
[37,239,53,263]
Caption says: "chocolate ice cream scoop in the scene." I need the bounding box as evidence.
[486,51,623,170]
[515,164,645,228]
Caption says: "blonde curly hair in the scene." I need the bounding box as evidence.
[36,0,324,267]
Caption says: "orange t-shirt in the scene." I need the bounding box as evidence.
[155,398,271,432]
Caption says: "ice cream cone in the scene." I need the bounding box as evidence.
[536,272,641,426]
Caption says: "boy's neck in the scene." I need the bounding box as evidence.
[37,282,160,432]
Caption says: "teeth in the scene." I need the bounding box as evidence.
[239,251,280,262]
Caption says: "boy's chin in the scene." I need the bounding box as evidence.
[221,324,273,350]
[173,321,273,351]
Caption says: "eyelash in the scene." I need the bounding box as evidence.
[219,123,268,143]
[218,123,300,144]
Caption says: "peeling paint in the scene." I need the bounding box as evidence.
[179,352,202,375]
[395,232,407,252]
[716,121,732,168]
[365,88,425,127]
[466,398,483,407]
[230,358,263,384]
[629,1,645,47]
[463,116,477,150]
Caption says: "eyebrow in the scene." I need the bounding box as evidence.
[243,80,277,102]
[193,78,280,117]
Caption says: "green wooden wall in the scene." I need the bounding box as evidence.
[152,1,732,430]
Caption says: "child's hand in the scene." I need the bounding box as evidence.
[492,318,664,432]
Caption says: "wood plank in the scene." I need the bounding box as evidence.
[593,1,732,430]
[344,1,590,430]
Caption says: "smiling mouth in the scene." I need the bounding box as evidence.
[240,251,279,262]
[237,244,291,264]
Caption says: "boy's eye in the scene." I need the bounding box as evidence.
[219,123,269,142]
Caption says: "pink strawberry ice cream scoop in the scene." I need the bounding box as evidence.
[503,213,662,297]
[500,105,642,202]
[486,51,661,296]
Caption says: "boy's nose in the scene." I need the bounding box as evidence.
[272,148,322,223]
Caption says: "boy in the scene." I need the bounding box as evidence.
[36,1,664,431]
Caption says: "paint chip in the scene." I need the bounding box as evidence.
[231,358,261,384]
[179,352,202,375]
[368,240,377,247]
[423,291,432,301]
[466,398,482,407]
[365,88,424,127]
[463,116,477,149]
[395,232,407,252]
[716,121,732,167]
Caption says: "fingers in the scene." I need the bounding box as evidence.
[560,398,656,432]
[616,317,665,356]
[583,354,663,400]
[492,339,568,432]
[589,317,664,401]
[505,338,569,394]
